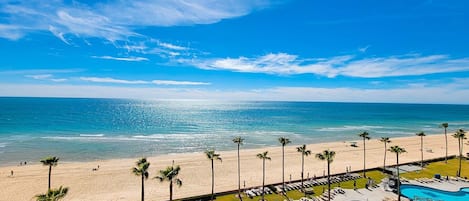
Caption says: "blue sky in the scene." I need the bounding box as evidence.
[1,0,469,103]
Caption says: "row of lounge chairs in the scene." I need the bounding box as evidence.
[276,173,362,192]
[297,188,346,201]
[244,187,274,198]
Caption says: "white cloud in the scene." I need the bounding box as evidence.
[358,46,370,53]
[0,0,271,42]
[91,55,149,62]
[25,74,53,79]
[79,77,149,84]
[152,80,210,86]
[25,74,67,82]
[0,69,82,75]
[1,83,468,104]
[157,41,189,51]
[79,77,209,86]
[186,53,469,78]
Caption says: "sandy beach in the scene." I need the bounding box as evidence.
[0,134,464,201]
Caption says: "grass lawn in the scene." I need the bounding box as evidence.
[215,170,386,201]
[401,158,469,180]
[181,158,469,201]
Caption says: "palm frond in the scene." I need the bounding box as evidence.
[278,137,291,146]
[232,136,244,145]
[40,156,59,166]
[416,131,426,137]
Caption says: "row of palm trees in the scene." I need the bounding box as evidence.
[34,123,465,201]
[132,158,183,201]
[362,124,466,176]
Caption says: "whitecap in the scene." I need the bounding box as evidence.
[316,125,384,132]
[79,134,105,137]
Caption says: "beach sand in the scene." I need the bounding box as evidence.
[0,134,464,201]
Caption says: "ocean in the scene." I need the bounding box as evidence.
[1,97,469,165]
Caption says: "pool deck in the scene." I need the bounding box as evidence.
[325,178,469,201]
[331,185,409,201]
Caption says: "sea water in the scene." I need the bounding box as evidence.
[1,97,469,165]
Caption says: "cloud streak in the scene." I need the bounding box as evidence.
[152,80,210,86]
[79,77,149,84]
[186,53,469,78]
[92,56,149,62]
[25,74,67,82]
[79,77,210,86]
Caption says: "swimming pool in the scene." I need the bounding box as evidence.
[400,184,469,201]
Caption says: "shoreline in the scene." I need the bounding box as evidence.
[0,133,464,200]
[0,132,451,167]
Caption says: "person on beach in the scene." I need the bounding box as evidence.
[10,170,13,176]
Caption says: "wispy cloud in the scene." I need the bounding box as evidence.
[358,46,370,53]
[91,56,149,62]
[157,41,189,51]
[0,69,82,75]
[79,77,210,86]
[185,53,469,78]
[152,80,210,86]
[25,74,67,82]
[0,0,271,42]
[79,77,149,84]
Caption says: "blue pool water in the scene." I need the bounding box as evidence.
[401,184,469,201]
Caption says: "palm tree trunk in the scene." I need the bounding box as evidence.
[445,128,448,163]
[363,138,366,177]
[420,136,424,167]
[282,145,285,193]
[141,174,144,201]
[48,165,52,191]
[237,144,242,201]
[301,154,304,196]
[397,153,401,201]
[211,159,215,201]
[262,158,265,201]
[383,142,387,171]
[327,160,331,201]
[458,138,462,177]
[170,180,173,201]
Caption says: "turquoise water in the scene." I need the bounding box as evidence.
[1,97,469,165]
[401,184,469,201]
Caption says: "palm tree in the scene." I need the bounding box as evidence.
[453,129,466,177]
[296,144,311,196]
[132,158,150,201]
[35,186,69,201]
[358,131,371,177]
[416,132,426,167]
[257,151,271,201]
[232,136,244,201]
[155,164,182,201]
[315,150,336,201]
[278,137,291,193]
[380,137,391,171]
[388,146,406,201]
[440,123,449,163]
[40,156,59,191]
[205,149,222,201]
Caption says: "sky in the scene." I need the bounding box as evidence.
[1,0,469,103]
